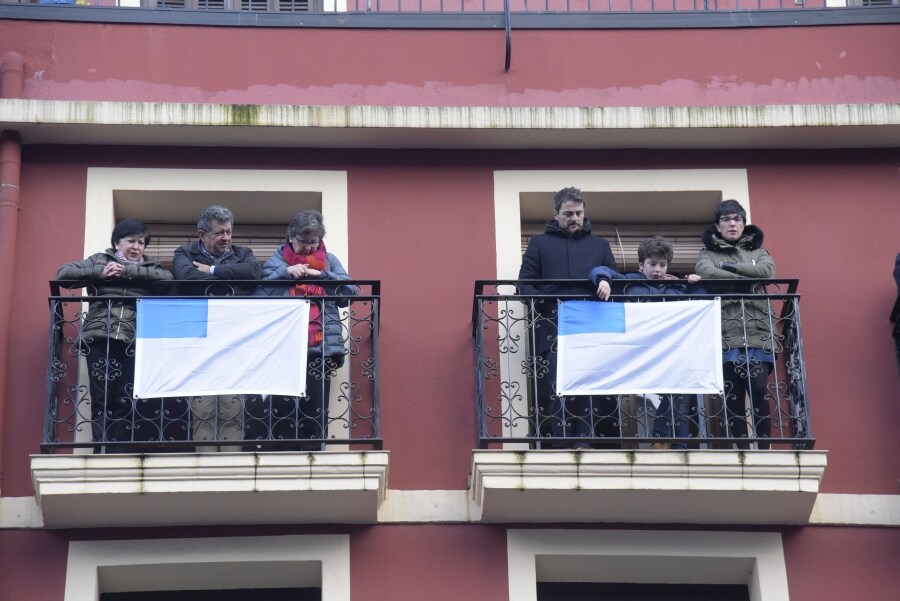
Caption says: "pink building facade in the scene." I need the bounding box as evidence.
[0,4,898,600]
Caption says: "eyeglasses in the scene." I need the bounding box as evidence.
[718,216,744,224]
[294,237,320,249]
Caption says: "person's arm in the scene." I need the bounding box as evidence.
[894,253,900,294]
[589,265,624,286]
[56,254,104,281]
[601,240,617,270]
[172,246,212,281]
[518,239,542,295]
[122,261,174,281]
[727,248,775,279]
[697,248,775,280]
[589,265,625,300]
[261,250,291,281]
[696,249,739,279]
[212,247,262,280]
[322,253,359,297]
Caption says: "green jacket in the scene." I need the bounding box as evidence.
[695,225,777,353]
[56,250,173,344]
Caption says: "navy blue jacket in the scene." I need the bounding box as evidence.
[589,266,701,296]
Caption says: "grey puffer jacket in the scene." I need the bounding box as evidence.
[695,225,776,352]
[56,250,173,344]
[256,246,358,359]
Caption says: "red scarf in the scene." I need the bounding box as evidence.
[282,242,328,347]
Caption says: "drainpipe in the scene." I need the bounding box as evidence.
[0,51,24,487]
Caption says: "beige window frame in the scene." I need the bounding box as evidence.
[64,535,349,601]
[492,169,750,446]
[79,167,351,445]
[507,529,789,601]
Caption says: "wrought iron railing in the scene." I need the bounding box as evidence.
[473,278,812,450]
[4,0,897,12]
[44,279,380,452]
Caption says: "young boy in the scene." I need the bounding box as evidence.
[589,236,702,449]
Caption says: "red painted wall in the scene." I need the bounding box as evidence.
[3,146,898,497]
[783,526,900,601]
[350,524,510,601]
[1,21,898,106]
[0,529,69,600]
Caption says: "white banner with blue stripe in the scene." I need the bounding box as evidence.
[133,298,309,398]
[557,299,723,396]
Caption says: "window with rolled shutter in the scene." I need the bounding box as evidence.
[144,0,319,9]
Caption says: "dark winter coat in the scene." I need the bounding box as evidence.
[695,225,776,352]
[589,266,700,297]
[172,241,261,281]
[56,250,173,344]
[519,220,617,354]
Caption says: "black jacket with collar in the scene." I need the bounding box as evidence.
[172,241,261,281]
[518,220,616,296]
[518,220,616,355]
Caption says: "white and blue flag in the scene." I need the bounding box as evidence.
[557,299,723,396]
[133,298,309,398]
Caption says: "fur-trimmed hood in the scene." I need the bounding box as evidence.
[701,223,765,252]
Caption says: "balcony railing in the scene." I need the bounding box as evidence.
[4,0,897,12]
[44,279,381,453]
[473,278,812,450]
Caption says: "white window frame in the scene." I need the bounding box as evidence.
[507,529,789,601]
[64,534,349,601]
[490,170,750,445]
[81,167,351,445]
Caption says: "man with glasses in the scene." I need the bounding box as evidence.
[696,199,776,449]
[518,187,618,448]
[173,205,261,451]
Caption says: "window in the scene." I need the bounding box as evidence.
[144,0,321,11]
[507,529,788,601]
[65,535,348,601]
[491,169,751,446]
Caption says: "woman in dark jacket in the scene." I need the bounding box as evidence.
[249,210,357,449]
[695,199,776,449]
[56,219,173,448]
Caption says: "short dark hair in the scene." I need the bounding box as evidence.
[287,209,326,241]
[714,199,747,224]
[111,219,150,248]
[553,187,586,213]
[197,205,234,232]
[638,235,673,263]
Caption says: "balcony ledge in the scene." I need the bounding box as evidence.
[470,449,827,525]
[1,99,898,150]
[30,451,389,529]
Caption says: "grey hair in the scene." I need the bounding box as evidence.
[287,210,326,241]
[197,205,234,232]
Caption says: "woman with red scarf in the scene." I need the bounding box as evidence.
[247,210,357,450]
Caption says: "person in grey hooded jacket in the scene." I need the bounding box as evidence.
[249,210,357,449]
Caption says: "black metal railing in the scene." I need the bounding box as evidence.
[44,279,380,452]
[473,278,812,450]
[4,0,897,13]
